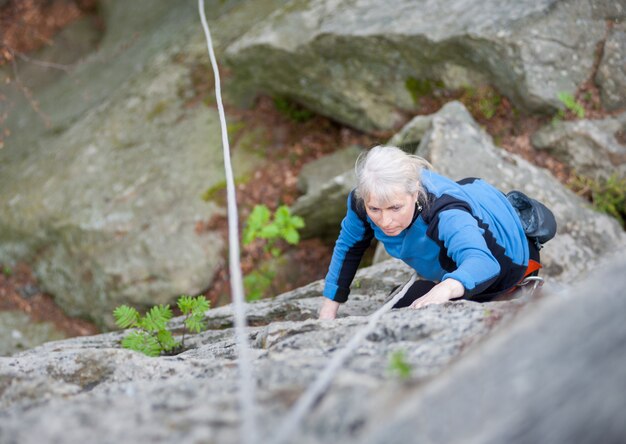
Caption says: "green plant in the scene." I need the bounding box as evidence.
[177,295,210,348]
[459,85,502,120]
[555,92,585,122]
[243,267,276,302]
[571,173,626,228]
[113,295,210,357]
[242,204,305,301]
[1,265,11,277]
[478,91,501,119]
[405,77,445,104]
[388,350,412,379]
[273,97,315,123]
[243,204,305,256]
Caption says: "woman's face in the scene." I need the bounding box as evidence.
[365,189,418,236]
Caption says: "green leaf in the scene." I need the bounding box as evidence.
[190,295,210,315]
[274,205,290,225]
[139,305,172,332]
[177,295,194,314]
[243,205,272,245]
[185,314,206,334]
[290,215,305,229]
[282,227,300,245]
[157,330,179,352]
[259,224,280,239]
[242,228,256,246]
[113,305,140,329]
[248,205,271,227]
[121,331,162,357]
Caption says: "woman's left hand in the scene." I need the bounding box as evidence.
[410,278,465,309]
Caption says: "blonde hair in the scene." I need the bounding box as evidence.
[355,145,431,205]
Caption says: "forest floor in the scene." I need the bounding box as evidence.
[0,0,615,339]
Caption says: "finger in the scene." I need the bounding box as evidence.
[410,299,427,309]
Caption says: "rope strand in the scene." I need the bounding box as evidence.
[269,272,417,444]
[198,2,258,443]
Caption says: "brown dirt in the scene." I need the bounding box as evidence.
[0,263,99,337]
[0,0,98,66]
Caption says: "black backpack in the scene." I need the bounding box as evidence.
[506,190,557,248]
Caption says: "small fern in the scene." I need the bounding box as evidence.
[113,295,210,357]
[178,295,210,348]
[554,92,585,123]
[121,331,162,357]
[113,305,140,329]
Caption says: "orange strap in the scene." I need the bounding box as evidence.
[504,260,543,295]
[523,259,542,279]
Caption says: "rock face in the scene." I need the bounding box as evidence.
[0,0,280,327]
[1,250,625,443]
[595,23,626,111]
[531,113,626,180]
[293,145,363,239]
[297,145,363,195]
[225,0,605,131]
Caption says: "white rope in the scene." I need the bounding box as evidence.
[269,272,418,444]
[197,2,258,443]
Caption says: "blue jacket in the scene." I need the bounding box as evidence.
[323,170,529,302]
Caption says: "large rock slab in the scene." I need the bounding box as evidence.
[1,251,624,443]
[0,0,284,327]
[0,259,532,443]
[360,251,626,444]
[387,101,626,282]
[225,0,605,132]
[531,113,626,180]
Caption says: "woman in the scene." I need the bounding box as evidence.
[319,145,542,320]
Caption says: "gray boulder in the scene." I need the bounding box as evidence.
[293,145,363,239]
[0,312,66,357]
[297,145,363,195]
[595,23,626,111]
[0,0,282,327]
[386,101,626,283]
[531,113,626,180]
[225,0,604,132]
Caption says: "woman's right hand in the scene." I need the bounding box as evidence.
[318,298,340,320]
